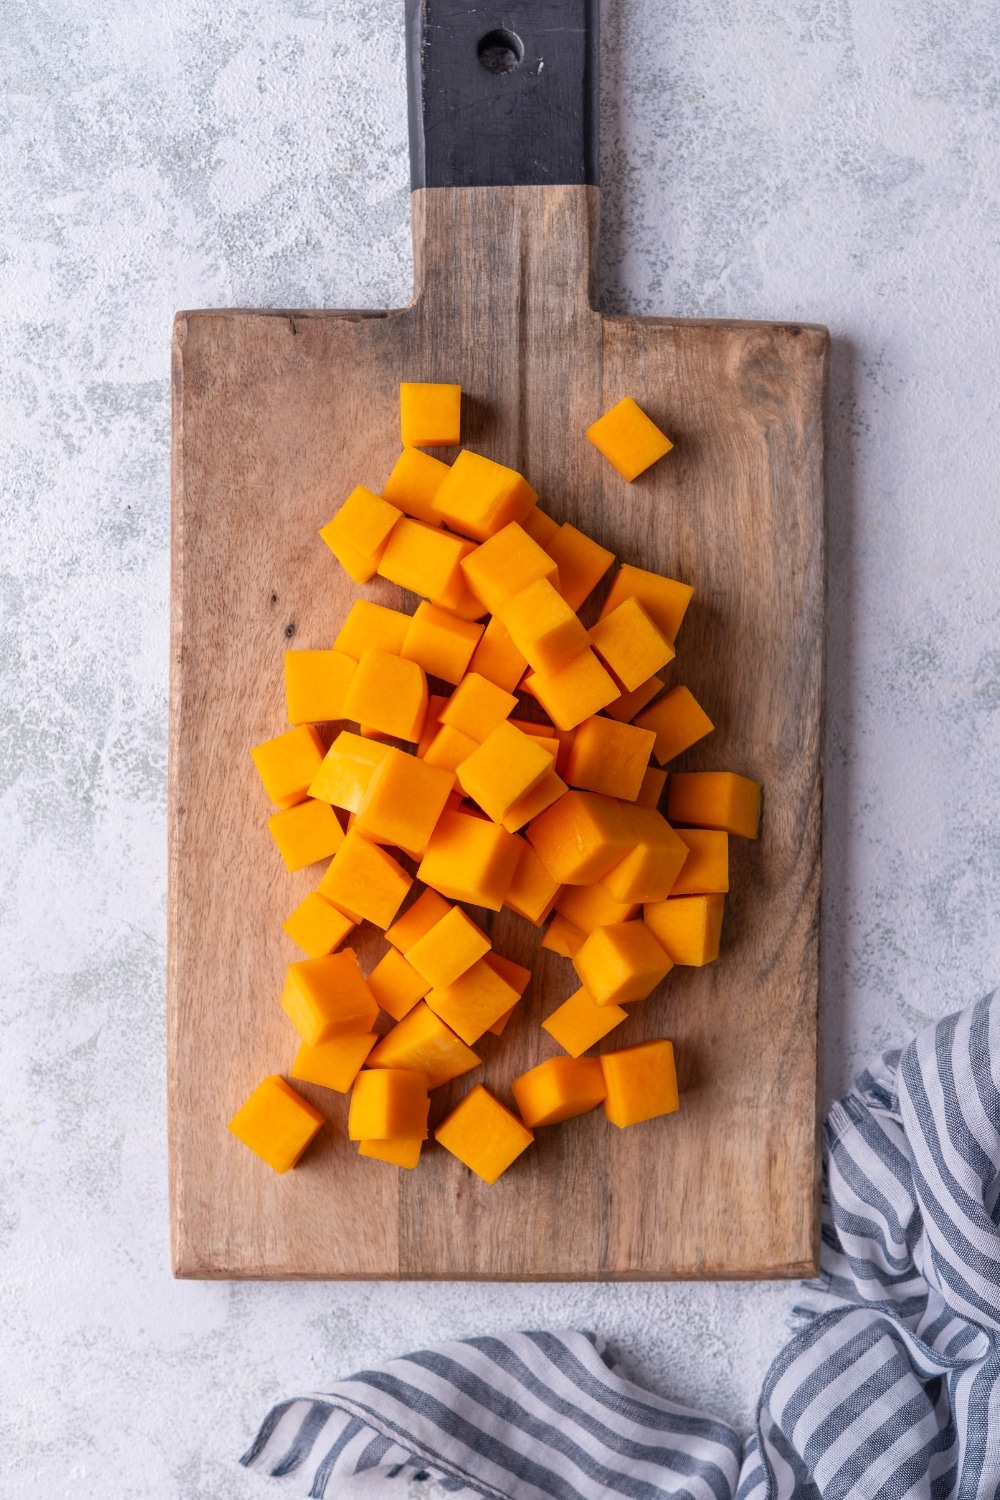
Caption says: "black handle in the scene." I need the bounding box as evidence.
[406,0,599,189]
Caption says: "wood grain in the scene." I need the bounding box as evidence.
[169,184,827,1279]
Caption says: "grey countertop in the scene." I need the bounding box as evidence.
[3,1,999,1494]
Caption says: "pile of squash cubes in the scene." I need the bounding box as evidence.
[229,384,761,1185]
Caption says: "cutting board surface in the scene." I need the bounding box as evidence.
[169,185,826,1279]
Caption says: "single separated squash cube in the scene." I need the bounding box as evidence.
[669,829,729,895]
[400,381,461,448]
[523,649,620,731]
[543,523,615,610]
[401,600,484,685]
[527,790,635,885]
[499,577,590,675]
[308,731,391,812]
[541,912,587,957]
[435,1084,534,1184]
[378,517,475,608]
[589,597,675,692]
[501,770,568,833]
[586,396,673,482]
[541,987,627,1057]
[667,771,761,839]
[599,805,691,904]
[385,887,452,951]
[439,673,517,743]
[467,614,528,693]
[502,839,562,925]
[367,1000,480,1088]
[227,1076,324,1173]
[280,950,379,1045]
[418,809,522,910]
[572,920,673,1005]
[599,564,693,646]
[250,724,326,809]
[555,883,638,935]
[511,1056,607,1127]
[425,957,520,1045]
[600,1039,679,1127]
[318,831,412,928]
[604,676,665,725]
[564,717,656,802]
[382,447,450,525]
[290,1032,377,1093]
[353,746,455,856]
[282,891,357,958]
[348,1068,429,1141]
[457,721,555,824]
[634,685,714,765]
[406,906,491,989]
[643,893,725,965]
[320,484,402,582]
[358,1137,423,1168]
[267,798,345,872]
[432,450,537,541]
[343,649,428,743]
[334,599,411,660]
[460,522,560,614]
[284,649,357,725]
[366,947,430,1021]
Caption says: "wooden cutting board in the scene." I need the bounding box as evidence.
[169,1,827,1279]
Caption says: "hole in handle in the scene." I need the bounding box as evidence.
[477,28,523,75]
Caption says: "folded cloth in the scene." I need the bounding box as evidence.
[243,993,1000,1499]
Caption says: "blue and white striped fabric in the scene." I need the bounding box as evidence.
[243,994,1000,1498]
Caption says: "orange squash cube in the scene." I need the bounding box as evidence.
[385,887,452,951]
[599,564,693,646]
[488,1006,516,1036]
[280,950,379,1044]
[377,517,475,607]
[522,649,620,731]
[319,484,402,581]
[503,839,562,925]
[439,673,517,742]
[358,1137,423,1168]
[501,770,568,833]
[586,396,673,482]
[511,1056,607,1127]
[366,947,430,1021]
[555,883,638,935]
[318,830,412,927]
[643,893,725,965]
[267,798,345,872]
[572,920,672,1005]
[499,578,589,675]
[604,675,664,725]
[435,1084,534,1184]
[599,805,691,904]
[634,765,668,809]
[406,905,491,989]
[544,523,615,610]
[460,522,560,615]
[334,599,411,660]
[589,597,675,692]
[400,381,461,448]
[457,721,555,823]
[425,958,521,1045]
[467,614,528,693]
[541,987,627,1057]
[564,717,656,802]
[600,1039,679,1127]
[422,724,480,771]
[483,952,531,996]
[667,771,761,839]
[282,891,357,957]
[527,789,634,885]
[418,808,522,912]
[433,450,537,541]
[308,731,391,812]
[348,1068,429,1141]
[250,724,326,809]
[521,505,561,546]
[367,1000,480,1088]
[227,1076,324,1173]
[540,912,587,958]
[290,1032,378,1093]
[381,447,450,525]
[343,649,428,743]
[634,685,714,765]
[669,829,729,895]
[353,747,455,855]
[416,693,449,759]
[284,649,357,725]
[400,600,484,685]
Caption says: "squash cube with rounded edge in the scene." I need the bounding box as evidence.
[418,810,522,910]
[667,771,761,839]
[343,649,428,743]
[400,381,461,448]
[366,1001,480,1089]
[502,839,562,926]
[643,893,725,966]
[227,1076,324,1173]
[522,649,620,731]
[250,724,326,809]
[425,958,519,1045]
[280,950,379,1045]
[564,717,656,802]
[499,577,589,675]
[439,672,517,743]
[282,891,357,958]
[366,947,430,1021]
[572,920,673,1006]
[308,731,391,813]
[457,721,554,824]
[468,614,528,693]
[669,829,729,895]
[284,649,357,725]
[511,1056,607,1128]
[527,790,634,886]
[432,449,537,541]
[586,397,673,482]
[290,1032,378,1093]
[589,597,675,692]
[406,906,491,990]
[358,1137,423,1168]
[319,484,402,582]
[435,1084,534,1184]
[348,1068,429,1141]
[267,798,345,872]
[600,1039,679,1127]
[401,601,483,685]
[540,913,587,958]
[634,685,714,766]
[377,517,475,607]
[334,599,411,661]
[599,564,693,646]
[381,447,450,525]
[460,522,560,615]
[318,831,412,928]
[541,987,627,1058]
[543,523,615,610]
[353,747,455,856]
[385,888,452,952]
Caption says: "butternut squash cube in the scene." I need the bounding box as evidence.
[401,600,483,685]
[599,805,691,904]
[227,1076,324,1173]
[501,770,568,833]
[564,717,656,802]
[348,1068,429,1141]
[250,724,326,809]
[600,1039,679,1127]
[585,396,673,482]
[634,685,714,765]
[267,798,345,872]
[643,893,725,965]
[541,987,627,1057]
[439,673,517,742]
[290,1032,377,1093]
[422,724,479,771]
[334,599,411,660]
[499,577,590,674]
[308,731,391,812]
[467,614,528,692]
[599,564,693,646]
[544,523,615,610]
[400,381,461,448]
[527,790,635,885]
[460,522,560,615]
[377,517,475,607]
[572,920,673,1005]
[282,891,357,958]
[406,906,491,989]
[280,950,379,1044]
[433,449,537,541]
[540,912,587,958]
[318,830,412,928]
[367,1000,480,1088]
[319,485,401,581]
[425,957,520,1044]
[418,807,522,913]
[385,887,452,951]
[511,1056,607,1127]
[521,506,560,546]
[343,649,428,743]
[634,765,668,809]
[670,829,729,895]
[523,649,620,731]
[366,947,430,1021]
[604,675,664,725]
[416,693,449,759]
[503,839,562,925]
[358,1136,423,1168]
[483,952,531,996]
[435,1084,534,1184]
[353,747,455,855]
[589,597,675,692]
[457,721,555,824]
[382,447,450,525]
[667,771,761,839]
[555,883,638,935]
[487,1006,516,1036]
[284,649,357,725]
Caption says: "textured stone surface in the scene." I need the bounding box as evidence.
[2,0,999,1494]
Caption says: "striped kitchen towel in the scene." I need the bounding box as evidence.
[242,993,1000,1498]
